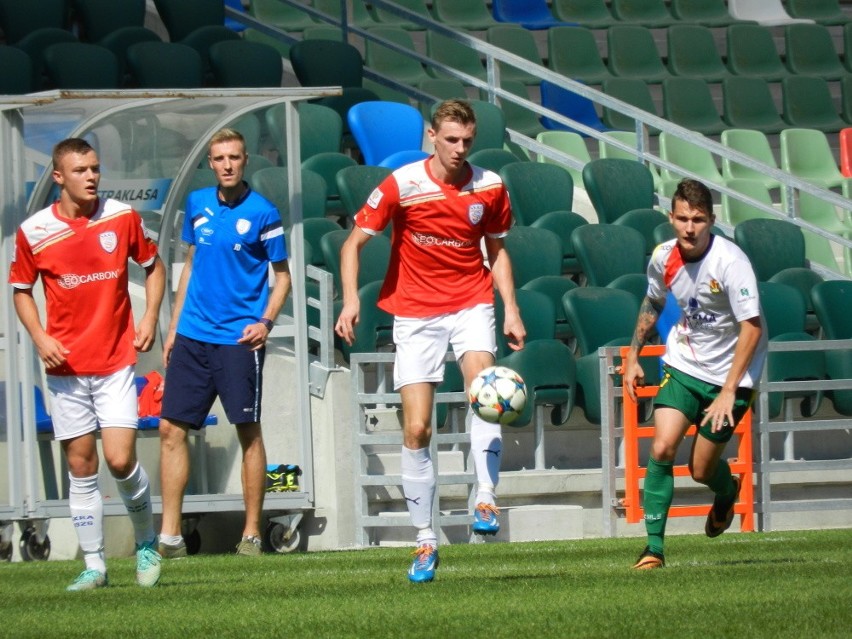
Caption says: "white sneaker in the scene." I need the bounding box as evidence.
[136,540,161,587]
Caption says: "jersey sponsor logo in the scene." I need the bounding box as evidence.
[236,219,251,234]
[686,296,718,328]
[468,202,484,225]
[99,231,117,253]
[411,231,474,248]
[57,270,121,289]
[366,188,383,209]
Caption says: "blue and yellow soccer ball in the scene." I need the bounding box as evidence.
[469,366,527,425]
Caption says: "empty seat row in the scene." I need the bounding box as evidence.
[599,75,852,136]
[0,0,252,45]
[554,22,852,87]
[177,1,816,36]
[355,21,852,102]
[0,38,283,93]
[0,0,281,92]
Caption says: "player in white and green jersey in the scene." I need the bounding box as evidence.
[623,178,767,569]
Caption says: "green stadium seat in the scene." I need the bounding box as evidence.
[782,76,846,133]
[365,26,432,87]
[426,31,487,82]
[535,130,592,189]
[431,0,499,31]
[582,158,656,224]
[486,25,545,86]
[659,131,725,187]
[721,77,787,135]
[606,25,672,84]
[503,226,564,287]
[248,0,317,31]
[784,23,848,80]
[547,26,613,86]
[598,131,662,190]
[779,128,846,189]
[726,23,790,81]
[599,78,660,134]
[551,0,618,29]
[666,24,731,83]
[661,77,727,136]
[669,0,740,28]
[610,0,677,28]
[500,161,575,226]
[372,0,431,30]
[720,128,782,191]
[785,0,851,26]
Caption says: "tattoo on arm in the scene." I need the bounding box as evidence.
[631,297,662,351]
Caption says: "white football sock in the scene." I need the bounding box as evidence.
[114,462,155,545]
[416,527,438,548]
[469,412,502,506]
[69,473,106,574]
[401,446,436,542]
[159,534,183,547]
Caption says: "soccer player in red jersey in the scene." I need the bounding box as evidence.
[9,138,165,590]
[335,100,526,582]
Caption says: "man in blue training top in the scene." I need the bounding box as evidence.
[158,129,291,557]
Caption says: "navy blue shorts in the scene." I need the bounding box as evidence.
[161,334,265,428]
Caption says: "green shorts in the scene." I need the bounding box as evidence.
[654,365,755,444]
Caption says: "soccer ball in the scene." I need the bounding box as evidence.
[469,366,527,425]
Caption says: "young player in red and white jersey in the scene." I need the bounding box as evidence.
[335,100,526,583]
[623,178,767,570]
[9,138,166,590]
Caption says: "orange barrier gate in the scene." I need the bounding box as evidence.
[619,345,755,532]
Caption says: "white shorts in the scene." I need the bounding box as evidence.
[46,366,138,441]
[393,304,496,390]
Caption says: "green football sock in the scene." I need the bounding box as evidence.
[642,457,674,555]
[704,458,736,500]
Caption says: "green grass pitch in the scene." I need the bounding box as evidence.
[1,529,850,638]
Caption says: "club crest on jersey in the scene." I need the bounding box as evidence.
[709,279,721,293]
[468,203,484,225]
[99,231,117,253]
[236,219,251,235]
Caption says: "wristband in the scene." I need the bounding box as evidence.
[258,318,274,331]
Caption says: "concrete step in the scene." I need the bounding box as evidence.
[366,450,467,475]
[370,504,584,547]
